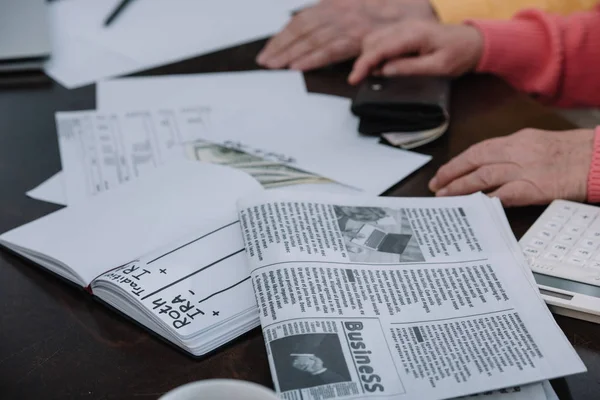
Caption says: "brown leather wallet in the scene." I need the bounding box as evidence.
[351,76,450,136]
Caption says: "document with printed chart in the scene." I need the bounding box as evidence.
[55,104,429,204]
[26,70,309,205]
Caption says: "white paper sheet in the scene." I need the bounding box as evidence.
[1,161,261,286]
[26,172,67,206]
[209,94,431,194]
[96,70,308,110]
[26,164,360,206]
[55,103,430,204]
[96,76,431,194]
[44,0,312,88]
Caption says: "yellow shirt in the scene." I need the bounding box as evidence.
[430,0,598,23]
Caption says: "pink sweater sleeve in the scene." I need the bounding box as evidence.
[470,8,600,203]
[587,127,600,203]
[468,6,600,107]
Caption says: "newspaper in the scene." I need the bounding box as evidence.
[237,191,585,400]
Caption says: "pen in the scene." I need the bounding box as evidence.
[104,0,135,27]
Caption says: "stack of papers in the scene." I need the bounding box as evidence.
[28,70,432,205]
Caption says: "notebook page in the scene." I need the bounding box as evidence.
[0,161,261,286]
[92,219,256,339]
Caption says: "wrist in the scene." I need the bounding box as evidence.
[461,23,484,71]
[460,25,484,72]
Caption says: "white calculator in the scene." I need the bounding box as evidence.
[520,199,600,324]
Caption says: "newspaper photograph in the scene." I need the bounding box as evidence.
[264,318,403,399]
[271,332,352,391]
[334,206,425,263]
[237,191,585,400]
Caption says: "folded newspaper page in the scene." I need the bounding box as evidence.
[237,191,585,400]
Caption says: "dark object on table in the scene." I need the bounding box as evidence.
[351,76,450,148]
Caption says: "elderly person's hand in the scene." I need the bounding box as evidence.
[348,20,482,84]
[256,0,436,71]
[429,129,595,207]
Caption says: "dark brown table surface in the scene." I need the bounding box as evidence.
[1,39,599,400]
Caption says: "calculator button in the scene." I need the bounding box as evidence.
[538,230,555,240]
[586,230,600,239]
[557,234,575,244]
[565,220,588,229]
[544,221,561,231]
[572,212,597,224]
[523,247,540,256]
[529,238,546,248]
[525,256,536,266]
[589,218,600,228]
[563,225,584,236]
[552,214,569,222]
[550,244,569,255]
[566,256,586,266]
[543,252,562,261]
[573,248,593,260]
[557,204,575,213]
[579,239,598,249]
[532,262,555,273]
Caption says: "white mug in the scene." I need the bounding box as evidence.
[159,379,279,400]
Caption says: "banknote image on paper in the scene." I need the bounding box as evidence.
[270,333,352,392]
[186,140,332,188]
[333,206,425,263]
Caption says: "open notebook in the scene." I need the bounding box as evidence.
[0,161,262,356]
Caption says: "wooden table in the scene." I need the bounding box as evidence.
[1,40,599,399]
